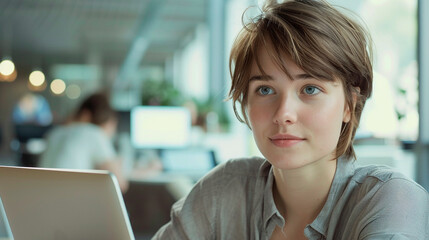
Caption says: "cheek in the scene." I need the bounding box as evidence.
[247,105,271,148]
[247,104,270,130]
[306,100,345,144]
[247,107,258,131]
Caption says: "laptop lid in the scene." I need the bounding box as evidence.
[0,166,134,240]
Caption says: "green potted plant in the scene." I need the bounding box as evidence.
[141,79,185,106]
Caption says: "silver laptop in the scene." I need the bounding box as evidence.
[0,166,135,240]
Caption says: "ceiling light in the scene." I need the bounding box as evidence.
[50,79,66,95]
[66,84,81,99]
[29,70,45,87]
[0,59,15,76]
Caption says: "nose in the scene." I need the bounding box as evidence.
[272,94,298,125]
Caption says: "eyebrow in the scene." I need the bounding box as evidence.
[249,73,313,82]
[248,75,273,82]
[293,73,313,80]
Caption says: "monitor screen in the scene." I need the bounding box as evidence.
[160,148,216,173]
[116,110,131,134]
[130,106,191,149]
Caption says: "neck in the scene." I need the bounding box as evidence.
[272,158,337,223]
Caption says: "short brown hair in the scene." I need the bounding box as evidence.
[228,0,373,160]
[76,92,116,126]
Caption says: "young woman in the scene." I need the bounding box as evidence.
[153,0,429,239]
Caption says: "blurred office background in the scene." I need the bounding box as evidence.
[0,0,428,238]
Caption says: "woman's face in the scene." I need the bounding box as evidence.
[247,46,351,170]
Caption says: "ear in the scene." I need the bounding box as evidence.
[343,87,360,123]
[343,104,351,123]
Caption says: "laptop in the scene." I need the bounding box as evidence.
[0,166,135,240]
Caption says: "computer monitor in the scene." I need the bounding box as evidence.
[160,148,217,174]
[130,106,191,149]
[116,110,131,134]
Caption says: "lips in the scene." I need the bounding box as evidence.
[269,134,305,147]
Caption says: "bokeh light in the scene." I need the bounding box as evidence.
[66,84,81,99]
[29,70,45,87]
[0,60,15,76]
[50,79,66,95]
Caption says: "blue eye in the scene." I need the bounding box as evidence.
[257,86,274,96]
[303,86,321,95]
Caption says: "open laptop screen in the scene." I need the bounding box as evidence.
[0,166,134,240]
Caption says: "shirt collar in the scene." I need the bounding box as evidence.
[261,161,279,228]
[261,157,356,236]
[308,157,356,236]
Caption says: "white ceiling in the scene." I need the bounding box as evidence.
[0,0,208,68]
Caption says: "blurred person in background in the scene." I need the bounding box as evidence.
[39,92,129,192]
[12,93,53,167]
[12,93,53,126]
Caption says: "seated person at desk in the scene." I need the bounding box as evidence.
[39,92,129,192]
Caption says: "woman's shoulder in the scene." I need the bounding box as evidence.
[355,164,422,185]
[170,157,269,219]
[344,165,429,238]
[353,164,428,202]
[155,157,270,238]
[197,157,267,185]
[187,157,269,201]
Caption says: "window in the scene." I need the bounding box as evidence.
[330,0,419,141]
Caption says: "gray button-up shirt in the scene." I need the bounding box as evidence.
[152,157,429,239]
